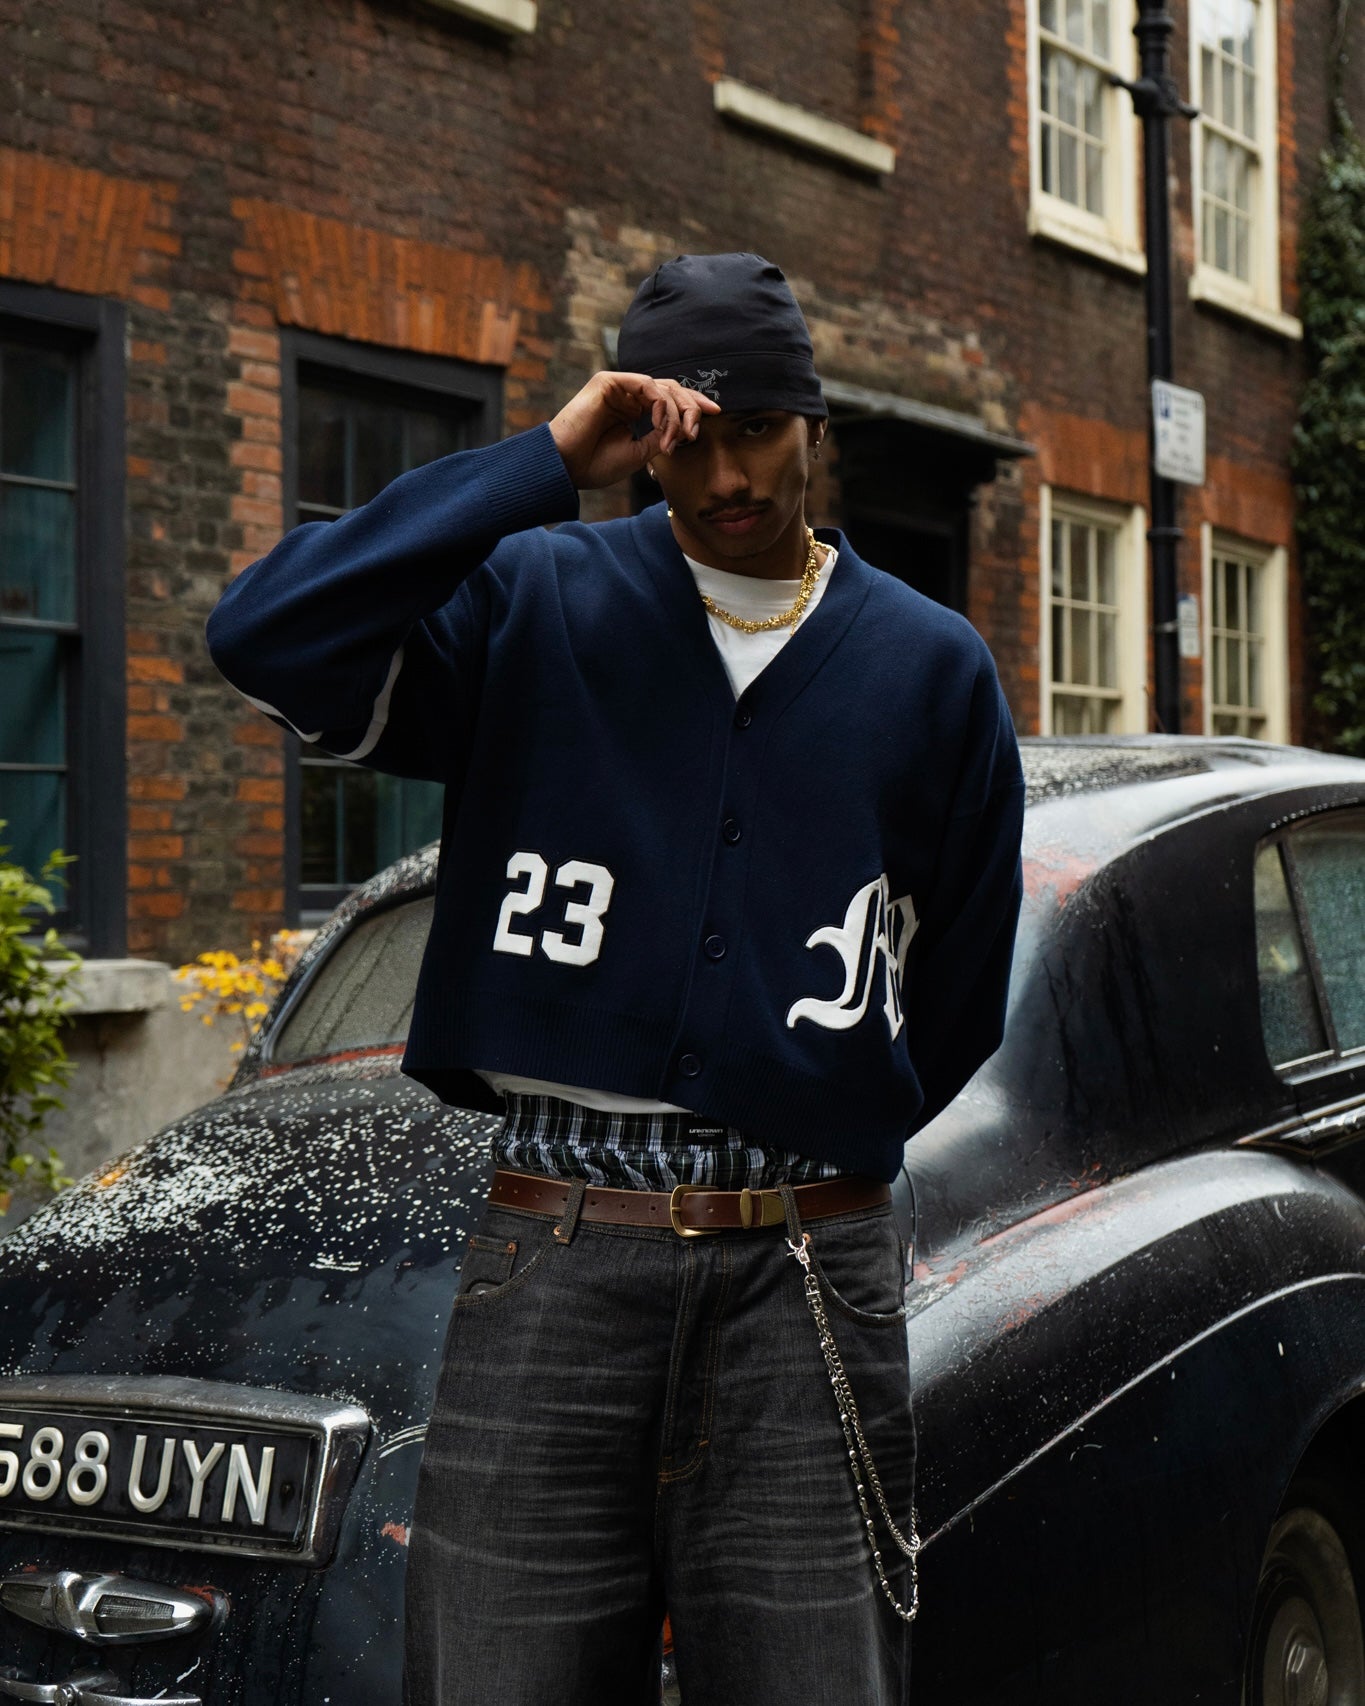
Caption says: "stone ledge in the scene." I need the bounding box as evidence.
[712,78,896,177]
[424,0,537,34]
[47,959,172,1016]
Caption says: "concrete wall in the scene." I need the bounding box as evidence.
[5,959,237,1229]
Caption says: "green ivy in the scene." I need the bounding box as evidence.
[0,825,78,1213]
[1293,92,1365,751]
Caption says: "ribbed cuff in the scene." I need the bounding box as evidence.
[473,423,581,536]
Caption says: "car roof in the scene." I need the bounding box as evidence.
[1019,735,1365,862]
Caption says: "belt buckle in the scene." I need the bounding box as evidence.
[669,1184,724,1238]
[668,1185,761,1236]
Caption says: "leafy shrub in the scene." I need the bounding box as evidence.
[1293,99,1365,751]
[0,827,78,1214]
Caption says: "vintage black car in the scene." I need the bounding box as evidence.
[4,735,1365,1705]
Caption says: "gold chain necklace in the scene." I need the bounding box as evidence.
[697,527,823,634]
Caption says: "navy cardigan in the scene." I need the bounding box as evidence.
[207,424,1024,1182]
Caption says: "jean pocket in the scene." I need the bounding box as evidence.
[452,1210,557,1308]
[805,1207,907,1327]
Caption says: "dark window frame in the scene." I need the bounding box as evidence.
[0,280,126,957]
[279,330,501,925]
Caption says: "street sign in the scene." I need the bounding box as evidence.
[1177,593,1202,659]
[1152,379,1206,485]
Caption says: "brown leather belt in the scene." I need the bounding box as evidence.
[488,1167,890,1238]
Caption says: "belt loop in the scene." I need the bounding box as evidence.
[553,1178,587,1245]
[777,1182,804,1247]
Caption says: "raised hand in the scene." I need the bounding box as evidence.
[548,372,721,491]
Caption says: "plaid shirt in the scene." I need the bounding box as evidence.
[491,1094,844,1191]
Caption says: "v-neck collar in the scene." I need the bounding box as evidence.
[628,502,874,717]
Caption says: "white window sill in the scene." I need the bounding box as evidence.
[1189,269,1303,341]
[1028,204,1146,276]
[713,77,895,177]
[424,0,536,34]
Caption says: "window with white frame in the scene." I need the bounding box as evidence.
[1204,530,1288,741]
[1041,491,1147,734]
[1190,0,1296,332]
[1028,0,1143,269]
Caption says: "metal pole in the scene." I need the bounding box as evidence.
[1113,1,1196,735]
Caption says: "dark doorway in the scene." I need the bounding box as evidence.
[824,411,1011,615]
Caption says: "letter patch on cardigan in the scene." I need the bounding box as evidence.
[785,875,919,1040]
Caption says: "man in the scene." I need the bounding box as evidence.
[207,253,1024,1706]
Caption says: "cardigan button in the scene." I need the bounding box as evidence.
[704,934,726,960]
[734,707,752,729]
[678,1053,702,1078]
[722,818,742,844]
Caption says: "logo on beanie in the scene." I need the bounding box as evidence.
[676,368,728,403]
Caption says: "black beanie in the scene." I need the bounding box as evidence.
[617,252,826,417]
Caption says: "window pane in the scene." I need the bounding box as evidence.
[0,769,66,885]
[1,345,75,483]
[1057,51,1078,128]
[1223,557,1242,628]
[273,896,435,1064]
[376,774,443,871]
[1226,636,1244,705]
[1098,611,1118,687]
[1041,0,1058,30]
[1241,68,1257,138]
[0,629,65,764]
[1092,0,1111,60]
[1246,560,1263,631]
[1085,142,1104,214]
[1070,606,1092,683]
[1096,528,1116,605]
[1247,636,1264,709]
[1065,0,1085,45]
[1050,519,1067,597]
[1059,126,1079,208]
[0,485,77,622]
[1234,212,1250,281]
[301,758,380,890]
[1293,821,1365,1052]
[1254,842,1327,1065]
[406,408,468,468]
[1051,603,1066,680]
[300,762,342,888]
[298,387,348,513]
[1082,65,1104,139]
[341,766,378,885]
[1067,523,1088,599]
[351,399,405,507]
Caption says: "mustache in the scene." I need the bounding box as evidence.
[699,498,768,521]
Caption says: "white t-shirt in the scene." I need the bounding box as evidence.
[479,541,838,1114]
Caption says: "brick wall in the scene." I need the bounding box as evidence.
[0,0,1338,957]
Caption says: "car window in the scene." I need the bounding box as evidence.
[1289,818,1365,1053]
[271,896,434,1064]
[1254,842,1328,1067]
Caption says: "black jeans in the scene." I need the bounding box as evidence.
[403,1187,915,1705]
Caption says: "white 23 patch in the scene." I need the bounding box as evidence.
[492,851,615,967]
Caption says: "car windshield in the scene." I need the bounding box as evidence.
[271,896,435,1064]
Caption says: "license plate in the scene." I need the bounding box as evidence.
[0,1376,369,1565]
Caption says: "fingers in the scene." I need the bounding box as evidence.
[609,372,720,455]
